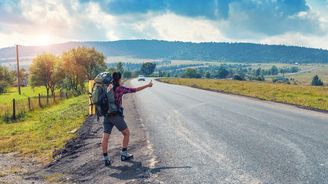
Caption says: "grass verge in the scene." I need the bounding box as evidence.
[0,95,89,164]
[160,78,328,111]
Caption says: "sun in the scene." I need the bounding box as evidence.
[34,33,53,46]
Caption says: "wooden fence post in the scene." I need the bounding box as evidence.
[38,93,41,108]
[28,97,31,111]
[65,92,68,99]
[46,93,49,105]
[12,99,16,120]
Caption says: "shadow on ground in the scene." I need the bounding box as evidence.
[109,159,192,181]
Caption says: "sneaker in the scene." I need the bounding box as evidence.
[103,156,112,166]
[105,159,112,166]
[120,151,134,161]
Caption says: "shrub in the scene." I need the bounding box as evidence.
[233,74,245,81]
[311,75,324,86]
[248,75,265,81]
[182,68,202,78]
[0,81,9,94]
[272,77,290,84]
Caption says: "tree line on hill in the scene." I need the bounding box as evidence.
[1,40,328,64]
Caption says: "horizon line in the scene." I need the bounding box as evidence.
[0,39,326,51]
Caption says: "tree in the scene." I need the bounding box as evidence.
[182,68,201,78]
[18,68,29,86]
[30,53,64,97]
[205,72,211,78]
[215,67,229,79]
[116,62,124,74]
[270,65,279,75]
[62,47,106,94]
[158,70,164,77]
[123,71,132,78]
[255,68,262,76]
[311,75,323,86]
[75,47,106,80]
[51,60,65,94]
[106,67,116,74]
[140,62,156,76]
[0,66,15,93]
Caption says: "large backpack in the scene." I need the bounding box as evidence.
[107,88,119,114]
[92,84,109,118]
[91,72,119,119]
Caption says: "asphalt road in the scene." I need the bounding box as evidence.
[130,78,328,184]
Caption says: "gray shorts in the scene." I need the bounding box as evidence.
[103,115,128,134]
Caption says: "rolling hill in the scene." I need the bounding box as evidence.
[1,40,328,63]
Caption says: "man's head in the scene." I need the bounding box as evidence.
[112,72,122,85]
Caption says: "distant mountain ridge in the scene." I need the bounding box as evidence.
[0,40,327,63]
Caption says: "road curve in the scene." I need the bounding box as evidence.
[129,78,328,184]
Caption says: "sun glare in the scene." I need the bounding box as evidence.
[34,33,53,46]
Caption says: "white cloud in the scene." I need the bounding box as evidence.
[260,32,328,49]
[0,0,328,50]
[0,0,118,47]
[144,13,229,42]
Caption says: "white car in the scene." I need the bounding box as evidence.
[138,75,146,81]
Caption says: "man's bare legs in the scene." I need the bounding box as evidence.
[102,133,111,166]
[121,128,130,148]
[120,128,133,161]
[102,133,110,153]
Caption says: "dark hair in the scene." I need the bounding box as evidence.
[112,72,121,91]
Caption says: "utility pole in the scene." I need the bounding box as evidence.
[16,45,21,95]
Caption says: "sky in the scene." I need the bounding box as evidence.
[0,0,328,49]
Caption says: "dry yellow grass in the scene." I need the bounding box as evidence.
[160,78,328,111]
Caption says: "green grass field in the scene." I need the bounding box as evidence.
[0,95,89,164]
[160,78,328,111]
[0,86,54,105]
[288,65,328,85]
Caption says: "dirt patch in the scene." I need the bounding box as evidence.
[0,153,43,184]
[1,94,161,184]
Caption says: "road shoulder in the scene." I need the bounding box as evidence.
[1,94,160,184]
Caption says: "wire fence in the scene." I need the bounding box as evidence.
[0,92,73,122]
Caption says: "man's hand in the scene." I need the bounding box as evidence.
[136,80,153,92]
[148,80,153,88]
